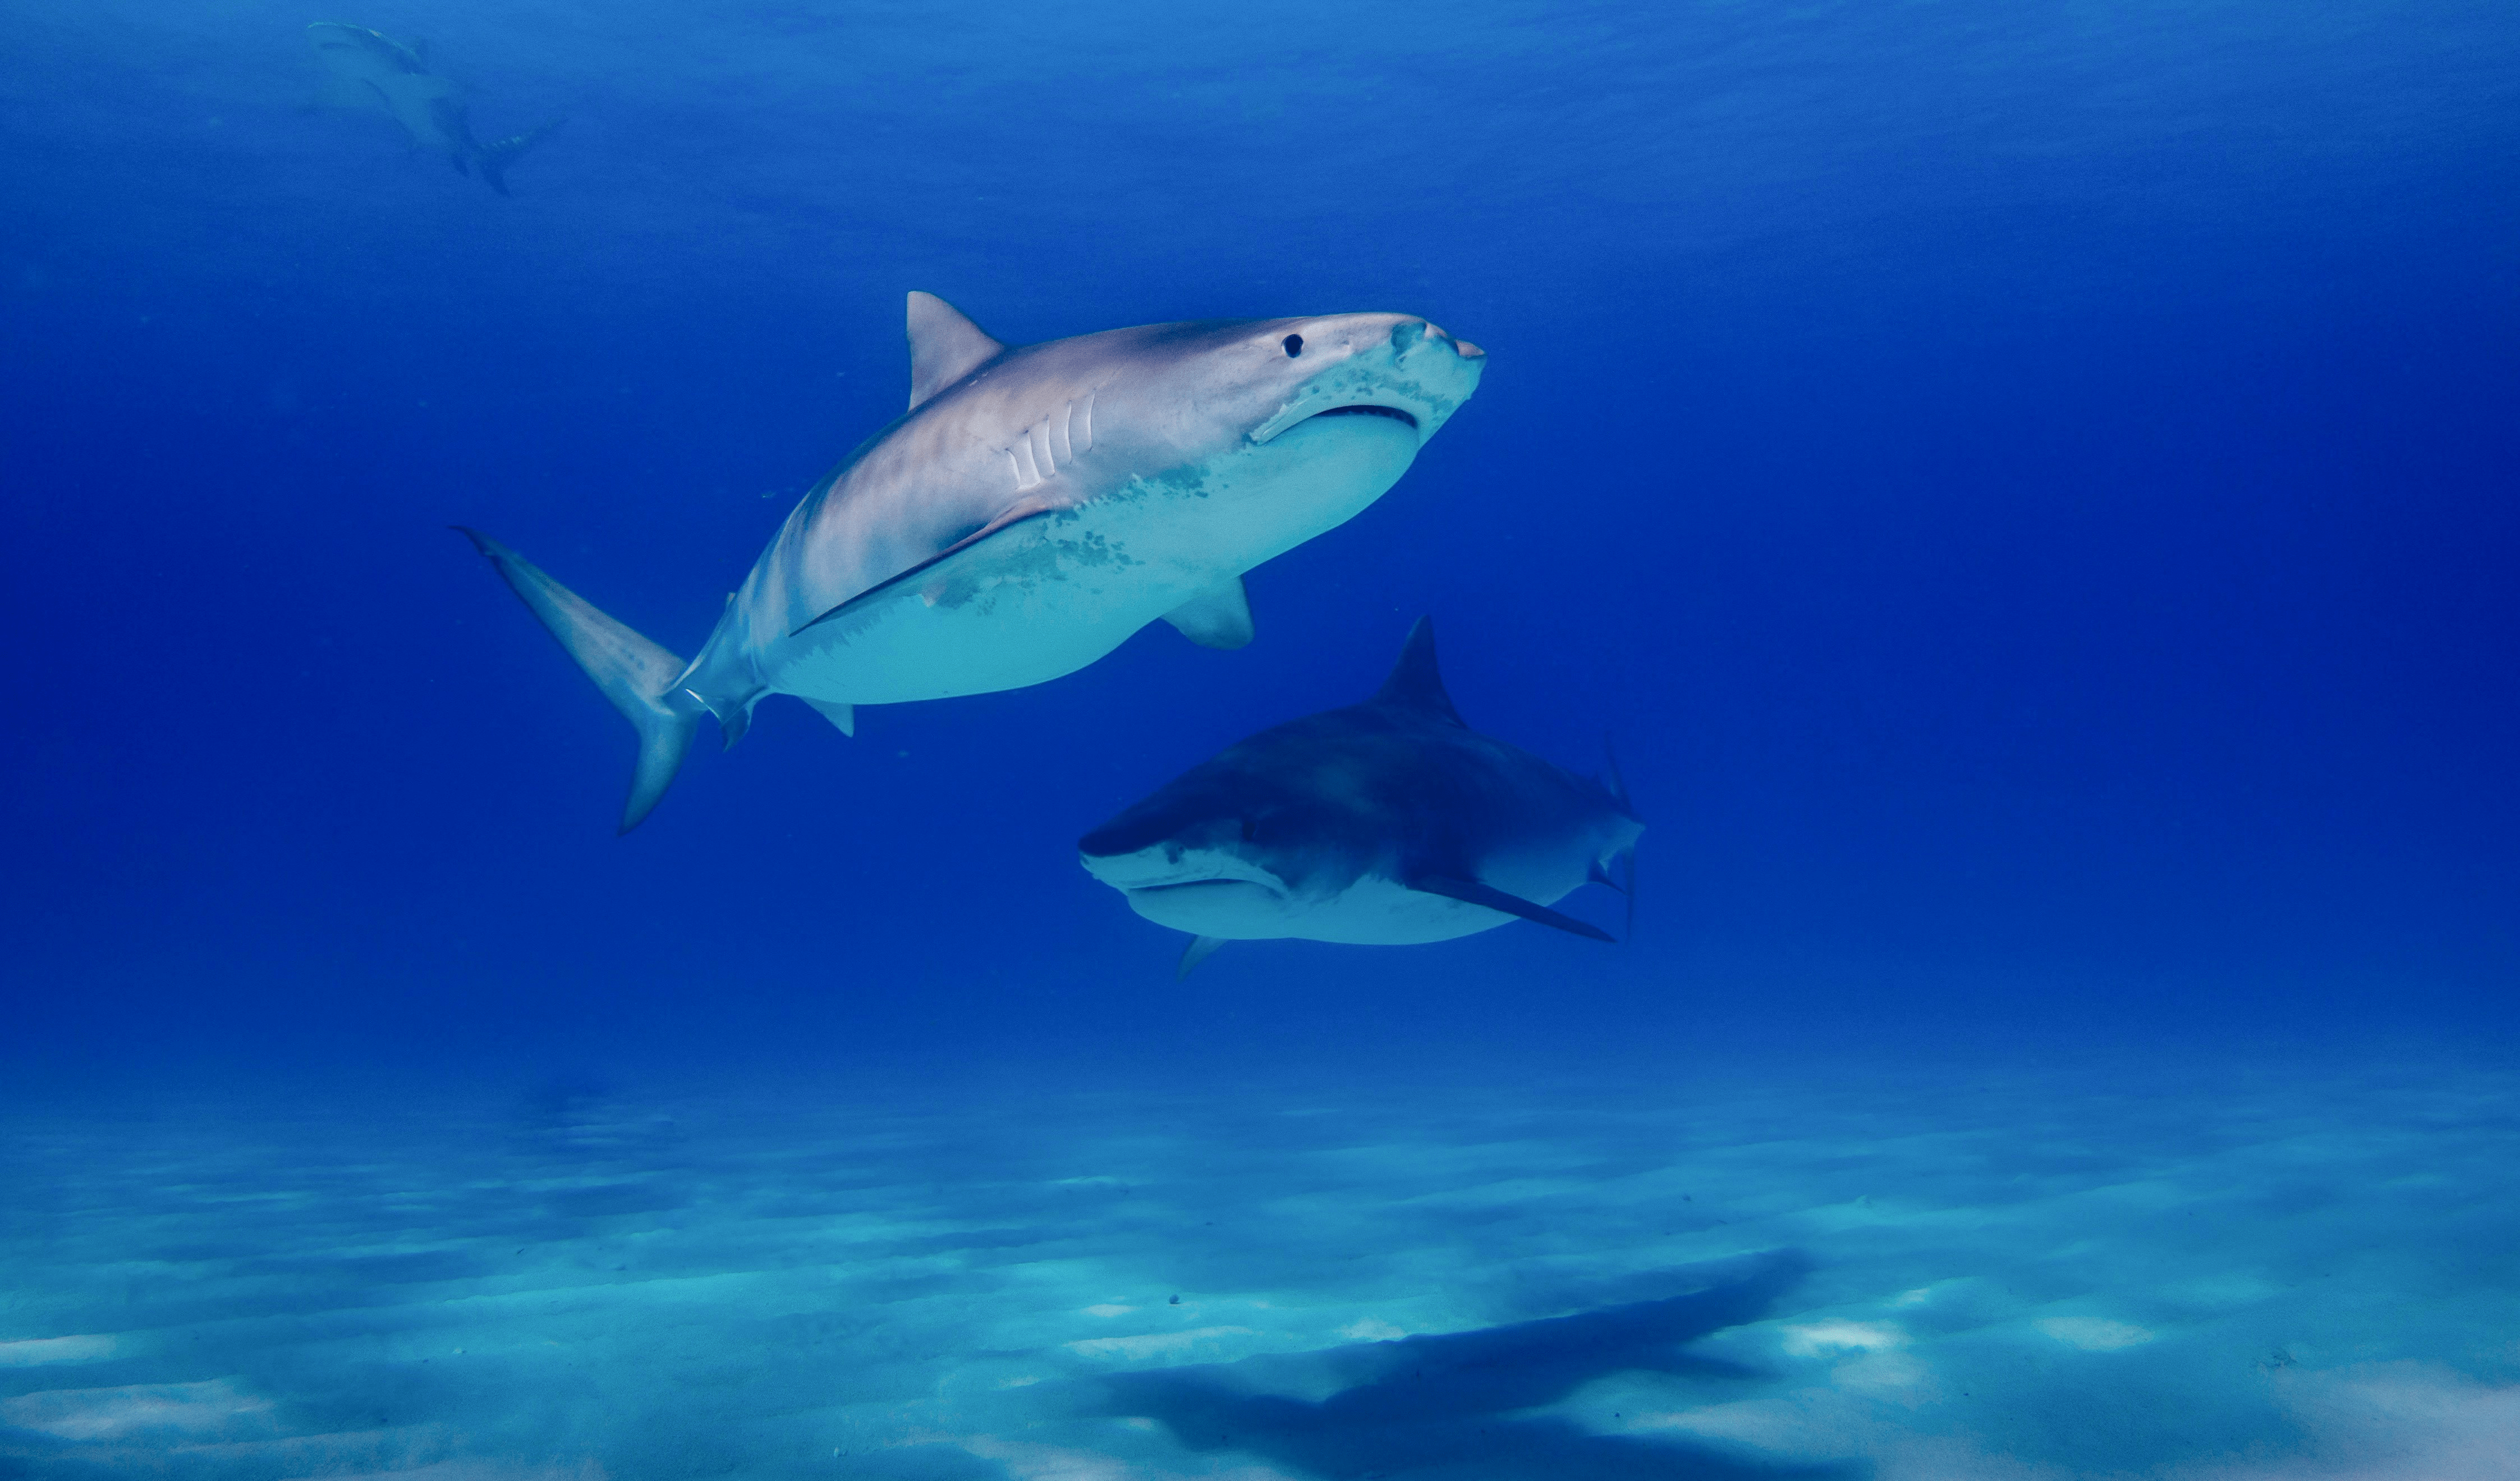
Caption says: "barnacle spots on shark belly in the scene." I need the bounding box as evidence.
[920,517,1139,613]
[1122,464,1218,502]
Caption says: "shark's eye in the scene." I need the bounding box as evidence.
[1282,333,1303,357]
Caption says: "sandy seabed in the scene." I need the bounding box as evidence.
[3,1049,2516,1480]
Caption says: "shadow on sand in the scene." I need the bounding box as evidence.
[1085,1250,1860,1480]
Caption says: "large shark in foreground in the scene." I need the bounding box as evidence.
[1080,619,1641,976]
[307,23,559,195]
[462,294,1485,829]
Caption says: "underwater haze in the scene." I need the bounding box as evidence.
[4,0,2518,1477]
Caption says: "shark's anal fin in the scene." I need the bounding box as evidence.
[1410,874,1615,943]
[1177,936,1228,979]
[906,292,1005,410]
[454,528,701,834]
[800,696,856,737]
[1162,576,1254,650]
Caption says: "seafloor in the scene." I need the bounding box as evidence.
[4,1052,2516,1480]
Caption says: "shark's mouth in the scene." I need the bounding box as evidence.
[1128,878,1286,901]
[1301,404,1419,431]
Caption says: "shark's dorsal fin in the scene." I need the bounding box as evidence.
[1370,616,1463,725]
[906,292,1004,411]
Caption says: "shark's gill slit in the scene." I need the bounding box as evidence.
[1075,392,1095,452]
[1001,450,1022,489]
[1031,423,1055,476]
[1012,439,1042,490]
[1049,406,1074,464]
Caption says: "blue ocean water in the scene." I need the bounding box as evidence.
[4,1,2517,1477]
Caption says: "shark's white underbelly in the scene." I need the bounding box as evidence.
[1126,869,1587,946]
[757,415,1420,707]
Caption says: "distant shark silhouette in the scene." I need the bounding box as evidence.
[1080,618,1640,976]
[461,295,1485,831]
[306,22,559,195]
[1084,1253,1856,1480]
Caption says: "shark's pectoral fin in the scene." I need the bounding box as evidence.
[1410,874,1616,943]
[313,76,376,110]
[1177,936,1228,979]
[906,292,1005,410]
[792,502,1058,637]
[1163,576,1254,650]
[800,696,856,737]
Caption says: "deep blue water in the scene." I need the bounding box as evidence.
[4,2,2518,1477]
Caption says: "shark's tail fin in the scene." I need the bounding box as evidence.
[476,118,563,196]
[455,528,701,833]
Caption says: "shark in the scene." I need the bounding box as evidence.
[1078,618,1642,976]
[306,22,559,195]
[460,293,1485,830]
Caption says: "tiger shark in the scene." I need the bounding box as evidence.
[461,293,1485,830]
[1079,618,1641,977]
[306,22,558,195]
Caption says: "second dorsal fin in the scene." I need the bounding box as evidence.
[1369,616,1463,725]
[906,291,1005,410]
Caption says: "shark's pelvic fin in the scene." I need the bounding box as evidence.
[1371,616,1464,725]
[455,528,703,834]
[477,118,563,196]
[906,292,1004,410]
[1177,935,1228,979]
[1596,736,1638,937]
[800,696,856,737]
[1162,576,1255,650]
[1410,873,1615,943]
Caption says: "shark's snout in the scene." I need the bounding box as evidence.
[1248,315,1486,446]
[1399,318,1483,362]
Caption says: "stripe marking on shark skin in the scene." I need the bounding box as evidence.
[460,294,1485,831]
[1078,618,1641,977]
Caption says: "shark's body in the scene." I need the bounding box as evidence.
[307,23,557,194]
[1080,619,1641,975]
[463,294,1485,829]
